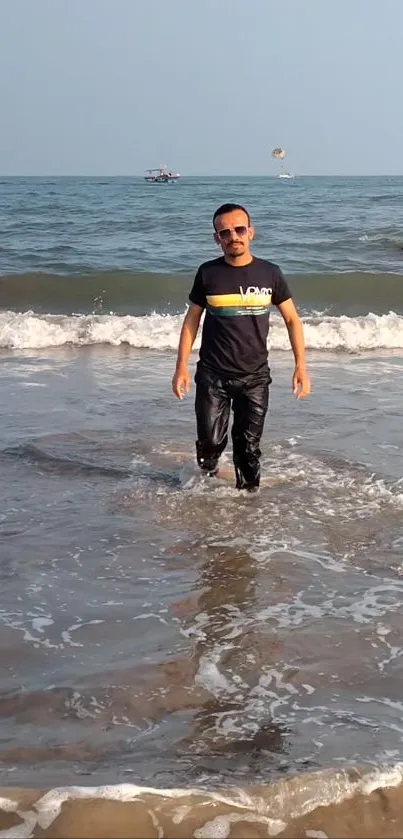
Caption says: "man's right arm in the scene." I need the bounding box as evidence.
[172,303,203,399]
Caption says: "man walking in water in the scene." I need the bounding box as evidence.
[172,203,311,492]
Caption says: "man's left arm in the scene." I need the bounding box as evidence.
[276,298,311,399]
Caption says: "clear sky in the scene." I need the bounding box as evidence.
[0,0,402,176]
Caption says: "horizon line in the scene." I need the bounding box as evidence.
[1,173,403,178]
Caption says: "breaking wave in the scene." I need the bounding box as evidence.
[0,309,402,352]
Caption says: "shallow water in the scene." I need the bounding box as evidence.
[1,347,402,806]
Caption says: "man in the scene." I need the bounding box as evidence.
[172,203,311,492]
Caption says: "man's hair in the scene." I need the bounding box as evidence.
[212,203,251,230]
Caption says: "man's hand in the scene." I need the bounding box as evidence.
[172,364,191,400]
[292,366,311,399]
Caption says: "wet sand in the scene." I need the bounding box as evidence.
[2,765,403,838]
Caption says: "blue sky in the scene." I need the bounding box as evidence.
[1,0,402,176]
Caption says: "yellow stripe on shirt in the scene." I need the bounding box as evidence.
[206,292,272,308]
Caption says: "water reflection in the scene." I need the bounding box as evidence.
[174,542,288,758]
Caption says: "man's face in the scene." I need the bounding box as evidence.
[213,209,254,259]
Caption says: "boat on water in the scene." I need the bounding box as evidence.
[144,166,180,183]
[278,172,295,180]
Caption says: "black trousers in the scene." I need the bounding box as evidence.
[195,364,271,490]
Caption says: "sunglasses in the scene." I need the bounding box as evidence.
[216,225,248,241]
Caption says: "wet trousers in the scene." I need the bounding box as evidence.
[195,364,270,490]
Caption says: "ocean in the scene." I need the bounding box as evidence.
[0,175,403,838]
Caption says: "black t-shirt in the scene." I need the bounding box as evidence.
[189,256,292,377]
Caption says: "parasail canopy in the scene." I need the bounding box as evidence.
[271,147,285,160]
